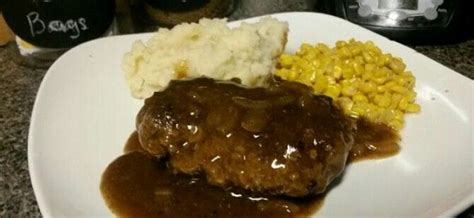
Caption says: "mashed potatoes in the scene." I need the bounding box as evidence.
[123,17,288,99]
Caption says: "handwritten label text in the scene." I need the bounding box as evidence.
[26,11,88,39]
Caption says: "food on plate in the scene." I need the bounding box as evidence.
[102,76,400,217]
[276,39,420,130]
[102,76,399,217]
[122,17,288,99]
[102,17,413,217]
[136,77,354,197]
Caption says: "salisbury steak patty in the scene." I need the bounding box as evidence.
[136,77,354,197]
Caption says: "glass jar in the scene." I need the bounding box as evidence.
[129,0,235,32]
[231,0,317,20]
[3,0,117,68]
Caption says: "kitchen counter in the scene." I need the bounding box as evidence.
[0,8,473,217]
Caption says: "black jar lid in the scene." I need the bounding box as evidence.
[3,0,115,48]
[145,0,210,12]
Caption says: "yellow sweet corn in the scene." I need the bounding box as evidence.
[275,39,420,131]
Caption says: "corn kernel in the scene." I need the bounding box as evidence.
[275,69,288,79]
[354,55,364,65]
[313,76,329,93]
[304,52,317,61]
[376,85,386,93]
[310,59,321,68]
[360,81,376,93]
[406,91,416,102]
[377,95,391,108]
[365,111,377,120]
[390,94,402,109]
[288,70,298,80]
[374,67,389,78]
[394,75,407,86]
[393,109,404,121]
[353,62,364,75]
[406,103,421,113]
[391,85,408,94]
[342,67,355,79]
[316,43,330,53]
[365,63,376,72]
[342,85,357,96]
[364,41,375,49]
[363,52,374,63]
[336,40,347,48]
[299,70,317,84]
[338,97,353,111]
[405,75,416,88]
[325,84,341,99]
[399,97,409,110]
[388,120,403,130]
[389,59,406,74]
[372,46,382,55]
[337,78,347,86]
[339,47,352,58]
[385,81,397,89]
[302,65,315,75]
[351,46,362,56]
[373,77,387,85]
[300,43,313,51]
[353,94,369,103]
[332,65,342,78]
[326,76,336,85]
[362,71,374,81]
[355,102,368,112]
[375,56,386,66]
[279,54,294,68]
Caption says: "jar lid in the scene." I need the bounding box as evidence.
[3,0,115,48]
[145,0,209,12]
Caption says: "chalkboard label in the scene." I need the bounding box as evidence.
[3,0,115,48]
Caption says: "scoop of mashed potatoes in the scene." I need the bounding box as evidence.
[122,17,288,99]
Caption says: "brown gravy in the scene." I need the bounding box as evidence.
[101,120,399,217]
[349,119,400,162]
[102,141,323,217]
[123,131,141,153]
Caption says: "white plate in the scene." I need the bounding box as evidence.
[29,12,473,217]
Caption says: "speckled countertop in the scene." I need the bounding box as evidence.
[0,5,473,217]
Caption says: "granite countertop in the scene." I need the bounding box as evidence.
[1,6,473,217]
